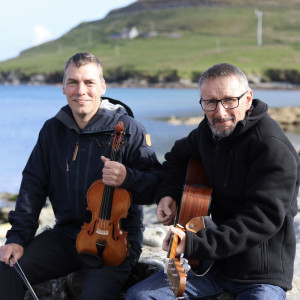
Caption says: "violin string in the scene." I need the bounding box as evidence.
[100,132,121,231]
[100,135,115,230]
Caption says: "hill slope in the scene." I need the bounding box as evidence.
[1,0,300,85]
[108,0,300,16]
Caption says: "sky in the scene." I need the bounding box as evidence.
[0,0,136,62]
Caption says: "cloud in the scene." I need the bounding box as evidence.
[32,25,52,46]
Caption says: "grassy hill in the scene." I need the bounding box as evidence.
[1,0,300,84]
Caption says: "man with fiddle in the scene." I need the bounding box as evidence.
[0,52,161,299]
[126,63,300,299]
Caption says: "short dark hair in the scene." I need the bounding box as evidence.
[63,52,104,82]
[198,63,249,91]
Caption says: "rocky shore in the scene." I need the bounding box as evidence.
[1,192,300,299]
[167,106,300,134]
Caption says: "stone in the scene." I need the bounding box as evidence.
[1,201,299,299]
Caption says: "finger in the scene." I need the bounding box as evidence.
[170,226,185,240]
[156,210,171,225]
[158,214,175,226]
[162,209,173,220]
[101,156,110,164]
[158,216,171,225]
[3,251,14,266]
[8,257,15,267]
[162,230,172,251]
[156,204,172,218]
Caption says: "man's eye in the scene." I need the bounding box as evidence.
[207,100,217,105]
[223,98,236,103]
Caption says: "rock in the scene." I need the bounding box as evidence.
[0,206,10,222]
[1,202,299,299]
[0,223,11,243]
[143,225,167,247]
[268,106,300,132]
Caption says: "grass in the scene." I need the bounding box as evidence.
[1,5,300,80]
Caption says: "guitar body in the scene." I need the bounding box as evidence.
[177,158,212,227]
[166,158,212,298]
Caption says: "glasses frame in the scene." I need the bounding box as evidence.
[199,91,248,112]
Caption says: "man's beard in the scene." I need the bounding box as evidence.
[208,117,236,138]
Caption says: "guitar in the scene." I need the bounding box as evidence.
[165,158,213,298]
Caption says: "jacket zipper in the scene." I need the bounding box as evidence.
[223,150,233,187]
[72,140,79,161]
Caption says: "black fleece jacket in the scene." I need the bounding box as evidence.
[7,98,161,262]
[156,99,300,290]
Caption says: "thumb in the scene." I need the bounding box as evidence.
[101,156,110,164]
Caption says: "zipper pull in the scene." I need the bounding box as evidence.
[72,142,79,161]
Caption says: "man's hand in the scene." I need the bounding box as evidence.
[0,243,24,267]
[162,225,186,255]
[156,196,177,225]
[101,156,127,187]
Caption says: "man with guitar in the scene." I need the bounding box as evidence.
[0,52,161,299]
[126,63,300,299]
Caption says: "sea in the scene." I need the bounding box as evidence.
[1,84,300,195]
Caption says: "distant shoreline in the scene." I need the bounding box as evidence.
[164,106,300,134]
[1,80,300,91]
[107,81,300,90]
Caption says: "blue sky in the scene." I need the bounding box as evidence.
[0,0,136,62]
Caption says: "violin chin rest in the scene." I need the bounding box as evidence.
[78,252,104,268]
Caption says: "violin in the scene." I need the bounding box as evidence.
[76,121,132,267]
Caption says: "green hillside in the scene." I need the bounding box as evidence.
[1,2,300,83]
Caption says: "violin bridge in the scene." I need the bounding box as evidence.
[96,229,109,235]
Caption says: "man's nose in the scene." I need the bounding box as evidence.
[76,82,86,94]
[215,101,227,115]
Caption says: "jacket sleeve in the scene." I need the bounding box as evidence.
[6,123,50,247]
[118,117,162,205]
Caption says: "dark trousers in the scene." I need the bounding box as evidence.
[0,229,134,300]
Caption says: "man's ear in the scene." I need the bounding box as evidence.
[245,89,253,109]
[101,79,107,95]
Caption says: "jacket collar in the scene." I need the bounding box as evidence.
[55,98,128,134]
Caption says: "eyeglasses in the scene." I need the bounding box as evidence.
[199,91,248,111]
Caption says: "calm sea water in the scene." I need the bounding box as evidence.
[1,85,300,194]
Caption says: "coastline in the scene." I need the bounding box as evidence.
[165,106,300,136]
[106,80,300,90]
[2,79,300,91]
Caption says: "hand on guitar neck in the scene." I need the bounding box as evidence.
[163,225,186,255]
[157,158,213,298]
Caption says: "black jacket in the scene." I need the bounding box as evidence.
[156,99,300,290]
[7,98,161,262]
